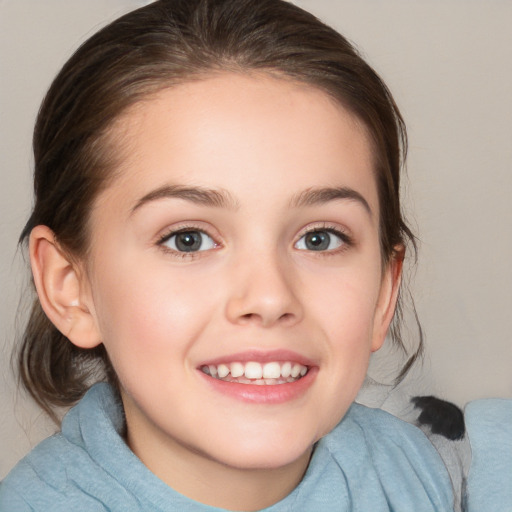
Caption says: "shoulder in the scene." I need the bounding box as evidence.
[465,398,512,512]
[0,384,125,511]
[327,402,443,453]
[0,384,185,511]
[0,433,95,511]
[0,480,33,511]
[318,404,455,511]
[327,403,451,466]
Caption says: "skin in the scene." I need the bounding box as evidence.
[31,73,402,511]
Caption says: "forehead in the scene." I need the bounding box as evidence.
[99,72,377,213]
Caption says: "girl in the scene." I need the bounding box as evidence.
[0,0,457,510]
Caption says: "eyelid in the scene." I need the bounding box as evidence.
[155,222,221,255]
[294,223,354,251]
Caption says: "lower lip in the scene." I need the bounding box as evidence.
[199,368,317,404]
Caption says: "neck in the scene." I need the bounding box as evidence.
[122,392,312,511]
[128,426,312,511]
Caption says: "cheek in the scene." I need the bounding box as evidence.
[306,264,381,344]
[304,274,381,439]
[90,256,215,365]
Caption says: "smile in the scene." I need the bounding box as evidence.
[200,361,308,385]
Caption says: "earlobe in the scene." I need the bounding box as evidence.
[29,225,102,349]
[371,246,404,352]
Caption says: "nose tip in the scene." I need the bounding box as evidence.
[224,261,303,328]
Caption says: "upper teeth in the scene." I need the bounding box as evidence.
[202,361,308,381]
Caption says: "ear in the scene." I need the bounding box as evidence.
[370,245,404,352]
[29,225,102,349]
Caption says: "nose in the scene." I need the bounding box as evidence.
[224,251,303,328]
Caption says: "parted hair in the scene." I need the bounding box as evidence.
[17,0,419,422]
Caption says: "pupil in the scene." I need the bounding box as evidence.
[306,231,329,251]
[176,232,202,252]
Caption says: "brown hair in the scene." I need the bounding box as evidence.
[17,0,420,422]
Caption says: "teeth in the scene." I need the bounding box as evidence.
[281,362,292,378]
[230,362,244,378]
[245,362,263,379]
[263,362,281,379]
[201,361,309,384]
[217,364,229,378]
[291,364,302,378]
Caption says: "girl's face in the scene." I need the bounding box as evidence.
[81,73,400,497]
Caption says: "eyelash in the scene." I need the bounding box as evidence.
[155,223,354,258]
[156,224,219,259]
[296,224,354,254]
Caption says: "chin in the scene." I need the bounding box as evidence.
[201,423,322,471]
[213,444,313,472]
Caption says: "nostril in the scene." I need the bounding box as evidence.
[278,312,295,323]
[236,311,296,327]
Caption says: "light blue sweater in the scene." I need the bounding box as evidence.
[464,398,512,512]
[0,383,455,511]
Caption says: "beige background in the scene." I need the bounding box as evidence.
[1,0,511,479]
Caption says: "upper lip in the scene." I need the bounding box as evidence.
[198,349,317,368]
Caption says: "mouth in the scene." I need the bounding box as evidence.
[200,361,309,385]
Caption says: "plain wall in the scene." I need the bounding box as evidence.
[1,0,511,479]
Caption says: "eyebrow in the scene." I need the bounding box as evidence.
[130,184,239,214]
[290,186,372,216]
[131,184,371,217]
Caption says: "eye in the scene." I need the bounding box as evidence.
[295,229,346,252]
[161,230,216,253]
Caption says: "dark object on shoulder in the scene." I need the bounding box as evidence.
[412,396,466,440]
